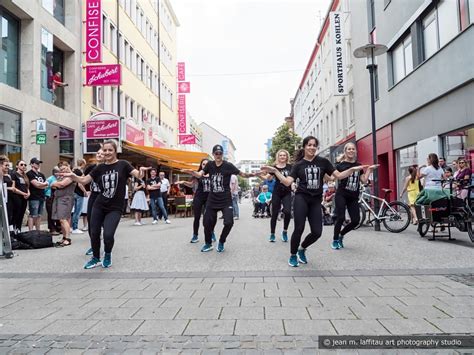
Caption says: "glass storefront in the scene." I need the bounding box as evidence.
[0,107,22,164]
[0,8,19,88]
[396,144,418,200]
[42,0,65,24]
[40,28,65,108]
[441,125,474,167]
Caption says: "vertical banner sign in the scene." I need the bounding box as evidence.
[178,82,191,94]
[330,12,347,96]
[86,0,102,63]
[177,62,186,81]
[178,95,186,133]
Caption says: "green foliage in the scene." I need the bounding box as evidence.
[237,175,250,191]
[267,124,302,165]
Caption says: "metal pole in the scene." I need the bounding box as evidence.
[116,0,121,116]
[157,0,162,126]
[367,62,381,231]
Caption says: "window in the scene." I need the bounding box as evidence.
[42,0,65,24]
[341,98,347,132]
[470,0,474,23]
[41,28,65,108]
[109,23,117,55]
[111,87,117,114]
[335,104,340,135]
[135,5,140,25]
[423,9,438,60]
[0,9,19,88]
[391,35,413,84]
[92,86,104,109]
[129,47,134,70]
[136,54,141,76]
[124,40,130,67]
[437,0,459,47]
[0,107,21,145]
[130,99,135,118]
[349,90,355,124]
[102,14,107,46]
[119,33,124,61]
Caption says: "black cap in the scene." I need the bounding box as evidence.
[212,144,224,154]
[30,157,43,165]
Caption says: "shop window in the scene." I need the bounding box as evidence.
[0,108,21,164]
[59,127,74,156]
[42,0,65,25]
[0,8,19,89]
[40,28,65,108]
[397,145,418,198]
[442,126,474,166]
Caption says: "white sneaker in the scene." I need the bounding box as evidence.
[133,222,142,226]
[152,220,158,225]
[81,226,88,231]
[71,229,84,234]
[165,219,171,224]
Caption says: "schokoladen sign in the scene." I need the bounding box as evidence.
[330,12,347,96]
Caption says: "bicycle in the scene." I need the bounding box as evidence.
[356,187,411,233]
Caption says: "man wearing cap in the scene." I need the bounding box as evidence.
[26,158,48,231]
[184,144,260,253]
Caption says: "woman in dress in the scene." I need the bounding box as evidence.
[130,177,148,226]
[400,166,421,225]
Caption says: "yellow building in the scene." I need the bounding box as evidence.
[82,0,179,155]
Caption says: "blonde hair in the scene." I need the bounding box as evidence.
[275,149,290,163]
[337,142,357,162]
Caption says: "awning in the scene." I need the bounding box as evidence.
[123,141,209,171]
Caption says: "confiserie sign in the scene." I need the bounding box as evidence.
[85,0,102,63]
[86,64,121,86]
[178,95,186,133]
[86,119,120,139]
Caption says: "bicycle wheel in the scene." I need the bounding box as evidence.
[417,222,429,237]
[354,204,366,230]
[467,222,474,243]
[382,201,411,233]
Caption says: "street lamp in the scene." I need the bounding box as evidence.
[353,43,387,231]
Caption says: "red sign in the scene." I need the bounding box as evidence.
[179,134,196,145]
[126,124,145,146]
[85,0,102,63]
[177,62,186,81]
[178,82,191,93]
[86,64,121,86]
[87,119,120,139]
[178,95,186,133]
[153,138,166,148]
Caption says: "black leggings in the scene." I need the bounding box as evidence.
[203,204,234,245]
[192,194,207,236]
[87,192,99,236]
[333,191,360,241]
[11,195,27,232]
[270,192,291,234]
[290,193,323,255]
[89,206,121,259]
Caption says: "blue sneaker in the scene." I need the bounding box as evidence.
[269,234,276,242]
[281,231,288,242]
[331,240,340,250]
[84,257,101,269]
[216,242,225,252]
[102,253,112,268]
[297,249,307,264]
[211,232,216,242]
[201,244,213,252]
[288,255,299,267]
[190,235,199,243]
[85,247,93,256]
[338,236,344,248]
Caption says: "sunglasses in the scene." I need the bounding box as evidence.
[19,163,26,167]
[214,152,223,156]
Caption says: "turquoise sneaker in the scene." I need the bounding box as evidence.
[201,244,213,252]
[211,232,216,242]
[216,242,225,253]
[338,236,344,248]
[281,231,288,242]
[269,234,276,242]
[84,257,101,270]
[102,253,112,268]
[331,240,340,250]
[297,249,307,264]
[288,255,299,267]
[85,247,93,256]
[190,235,199,243]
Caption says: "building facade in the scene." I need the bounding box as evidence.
[0,0,82,174]
[351,0,474,196]
[177,114,203,152]
[199,122,237,163]
[236,160,266,187]
[292,0,356,162]
[82,0,179,154]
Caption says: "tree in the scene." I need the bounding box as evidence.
[267,123,302,165]
[237,175,250,191]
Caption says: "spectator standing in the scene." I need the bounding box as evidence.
[230,174,240,220]
[10,160,29,233]
[71,159,87,234]
[256,185,272,217]
[1,156,14,229]
[130,177,148,226]
[158,171,170,220]
[147,168,171,224]
[26,158,48,231]
[439,157,447,170]
[455,159,472,199]
[45,167,62,235]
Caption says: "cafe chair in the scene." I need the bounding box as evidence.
[174,196,192,218]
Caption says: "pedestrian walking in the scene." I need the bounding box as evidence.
[400,166,421,225]
[26,158,48,231]
[10,160,29,233]
[71,159,87,234]
[419,153,444,190]
[146,168,171,225]
[157,171,170,220]
[262,136,367,267]
[130,177,148,226]
[62,140,150,269]
[45,167,62,235]
[183,144,257,253]
[331,143,376,250]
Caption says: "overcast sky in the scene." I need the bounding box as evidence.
[170,0,331,161]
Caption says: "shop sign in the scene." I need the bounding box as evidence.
[86,119,120,139]
[126,124,145,146]
[178,95,186,133]
[36,133,47,145]
[86,64,121,86]
[178,82,191,93]
[177,62,186,81]
[329,11,347,96]
[179,134,196,145]
[85,0,102,63]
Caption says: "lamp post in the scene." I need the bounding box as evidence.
[353,43,387,231]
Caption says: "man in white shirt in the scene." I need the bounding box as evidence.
[158,171,171,220]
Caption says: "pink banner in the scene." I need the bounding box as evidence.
[153,138,166,148]
[178,95,186,133]
[179,134,196,145]
[177,62,186,81]
[85,0,102,63]
[86,119,120,139]
[126,124,145,146]
[86,64,121,86]
[178,82,191,93]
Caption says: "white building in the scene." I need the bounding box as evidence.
[292,0,356,162]
[199,122,237,163]
[236,160,266,187]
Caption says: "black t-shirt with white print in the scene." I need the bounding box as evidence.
[146,177,162,199]
[84,164,100,194]
[195,176,211,198]
[290,156,335,198]
[26,170,46,200]
[202,161,240,209]
[272,164,292,196]
[12,172,28,193]
[336,161,363,198]
[89,160,134,212]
